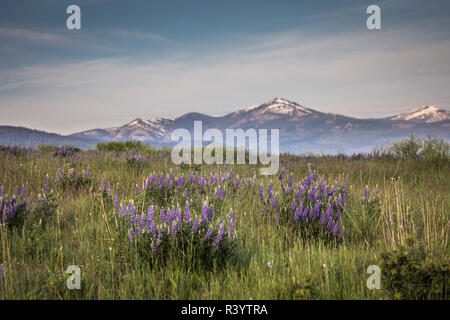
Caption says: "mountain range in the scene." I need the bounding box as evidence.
[1,98,449,153]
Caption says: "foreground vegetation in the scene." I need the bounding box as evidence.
[0,138,448,299]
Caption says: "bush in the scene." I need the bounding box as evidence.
[96,141,154,153]
[378,134,449,162]
[381,237,449,299]
[388,134,422,159]
[421,135,450,162]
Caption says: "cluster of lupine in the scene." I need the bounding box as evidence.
[0,183,57,228]
[139,169,256,192]
[260,169,347,240]
[119,200,235,246]
[116,198,236,265]
[0,186,32,225]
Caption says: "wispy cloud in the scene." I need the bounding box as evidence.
[0,22,449,134]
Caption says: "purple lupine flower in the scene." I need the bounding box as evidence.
[204,226,213,239]
[207,206,214,221]
[364,186,369,201]
[268,182,273,199]
[294,208,301,222]
[171,221,179,236]
[214,187,226,199]
[332,222,339,235]
[201,203,208,221]
[192,217,200,232]
[288,175,294,188]
[99,179,105,192]
[279,167,285,181]
[147,205,155,228]
[184,203,191,222]
[272,196,278,210]
[290,198,296,213]
[259,184,264,201]
[228,208,234,235]
[106,184,111,196]
[214,224,224,246]
[0,265,4,279]
[313,200,321,217]
[135,184,140,193]
[85,167,90,178]
[326,215,334,229]
[113,194,118,212]
[319,211,327,224]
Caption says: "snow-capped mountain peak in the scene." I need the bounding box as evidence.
[263,97,312,115]
[389,105,449,123]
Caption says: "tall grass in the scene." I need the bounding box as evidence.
[0,142,448,299]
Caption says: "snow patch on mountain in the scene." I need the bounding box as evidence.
[390,106,449,123]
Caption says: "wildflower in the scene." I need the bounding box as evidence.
[184,203,191,222]
[99,179,105,192]
[214,224,224,246]
[200,203,208,221]
[259,184,264,201]
[204,226,213,239]
[214,187,226,199]
[228,208,234,235]
[290,198,296,213]
[85,167,90,178]
[364,186,369,201]
[288,175,294,189]
[0,265,4,279]
[268,182,273,199]
[272,196,278,211]
[159,208,165,223]
[267,261,273,269]
[208,206,214,221]
[278,167,285,181]
[192,217,199,232]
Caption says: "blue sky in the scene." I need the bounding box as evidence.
[0,0,449,134]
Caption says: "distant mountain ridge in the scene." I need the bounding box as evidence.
[1,98,449,153]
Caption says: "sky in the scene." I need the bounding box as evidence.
[0,0,449,134]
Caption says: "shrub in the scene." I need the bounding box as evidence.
[381,237,449,299]
[96,141,154,153]
[421,135,449,162]
[388,134,422,159]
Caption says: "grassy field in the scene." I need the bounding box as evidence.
[0,143,448,300]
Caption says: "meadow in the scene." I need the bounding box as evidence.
[0,138,448,300]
